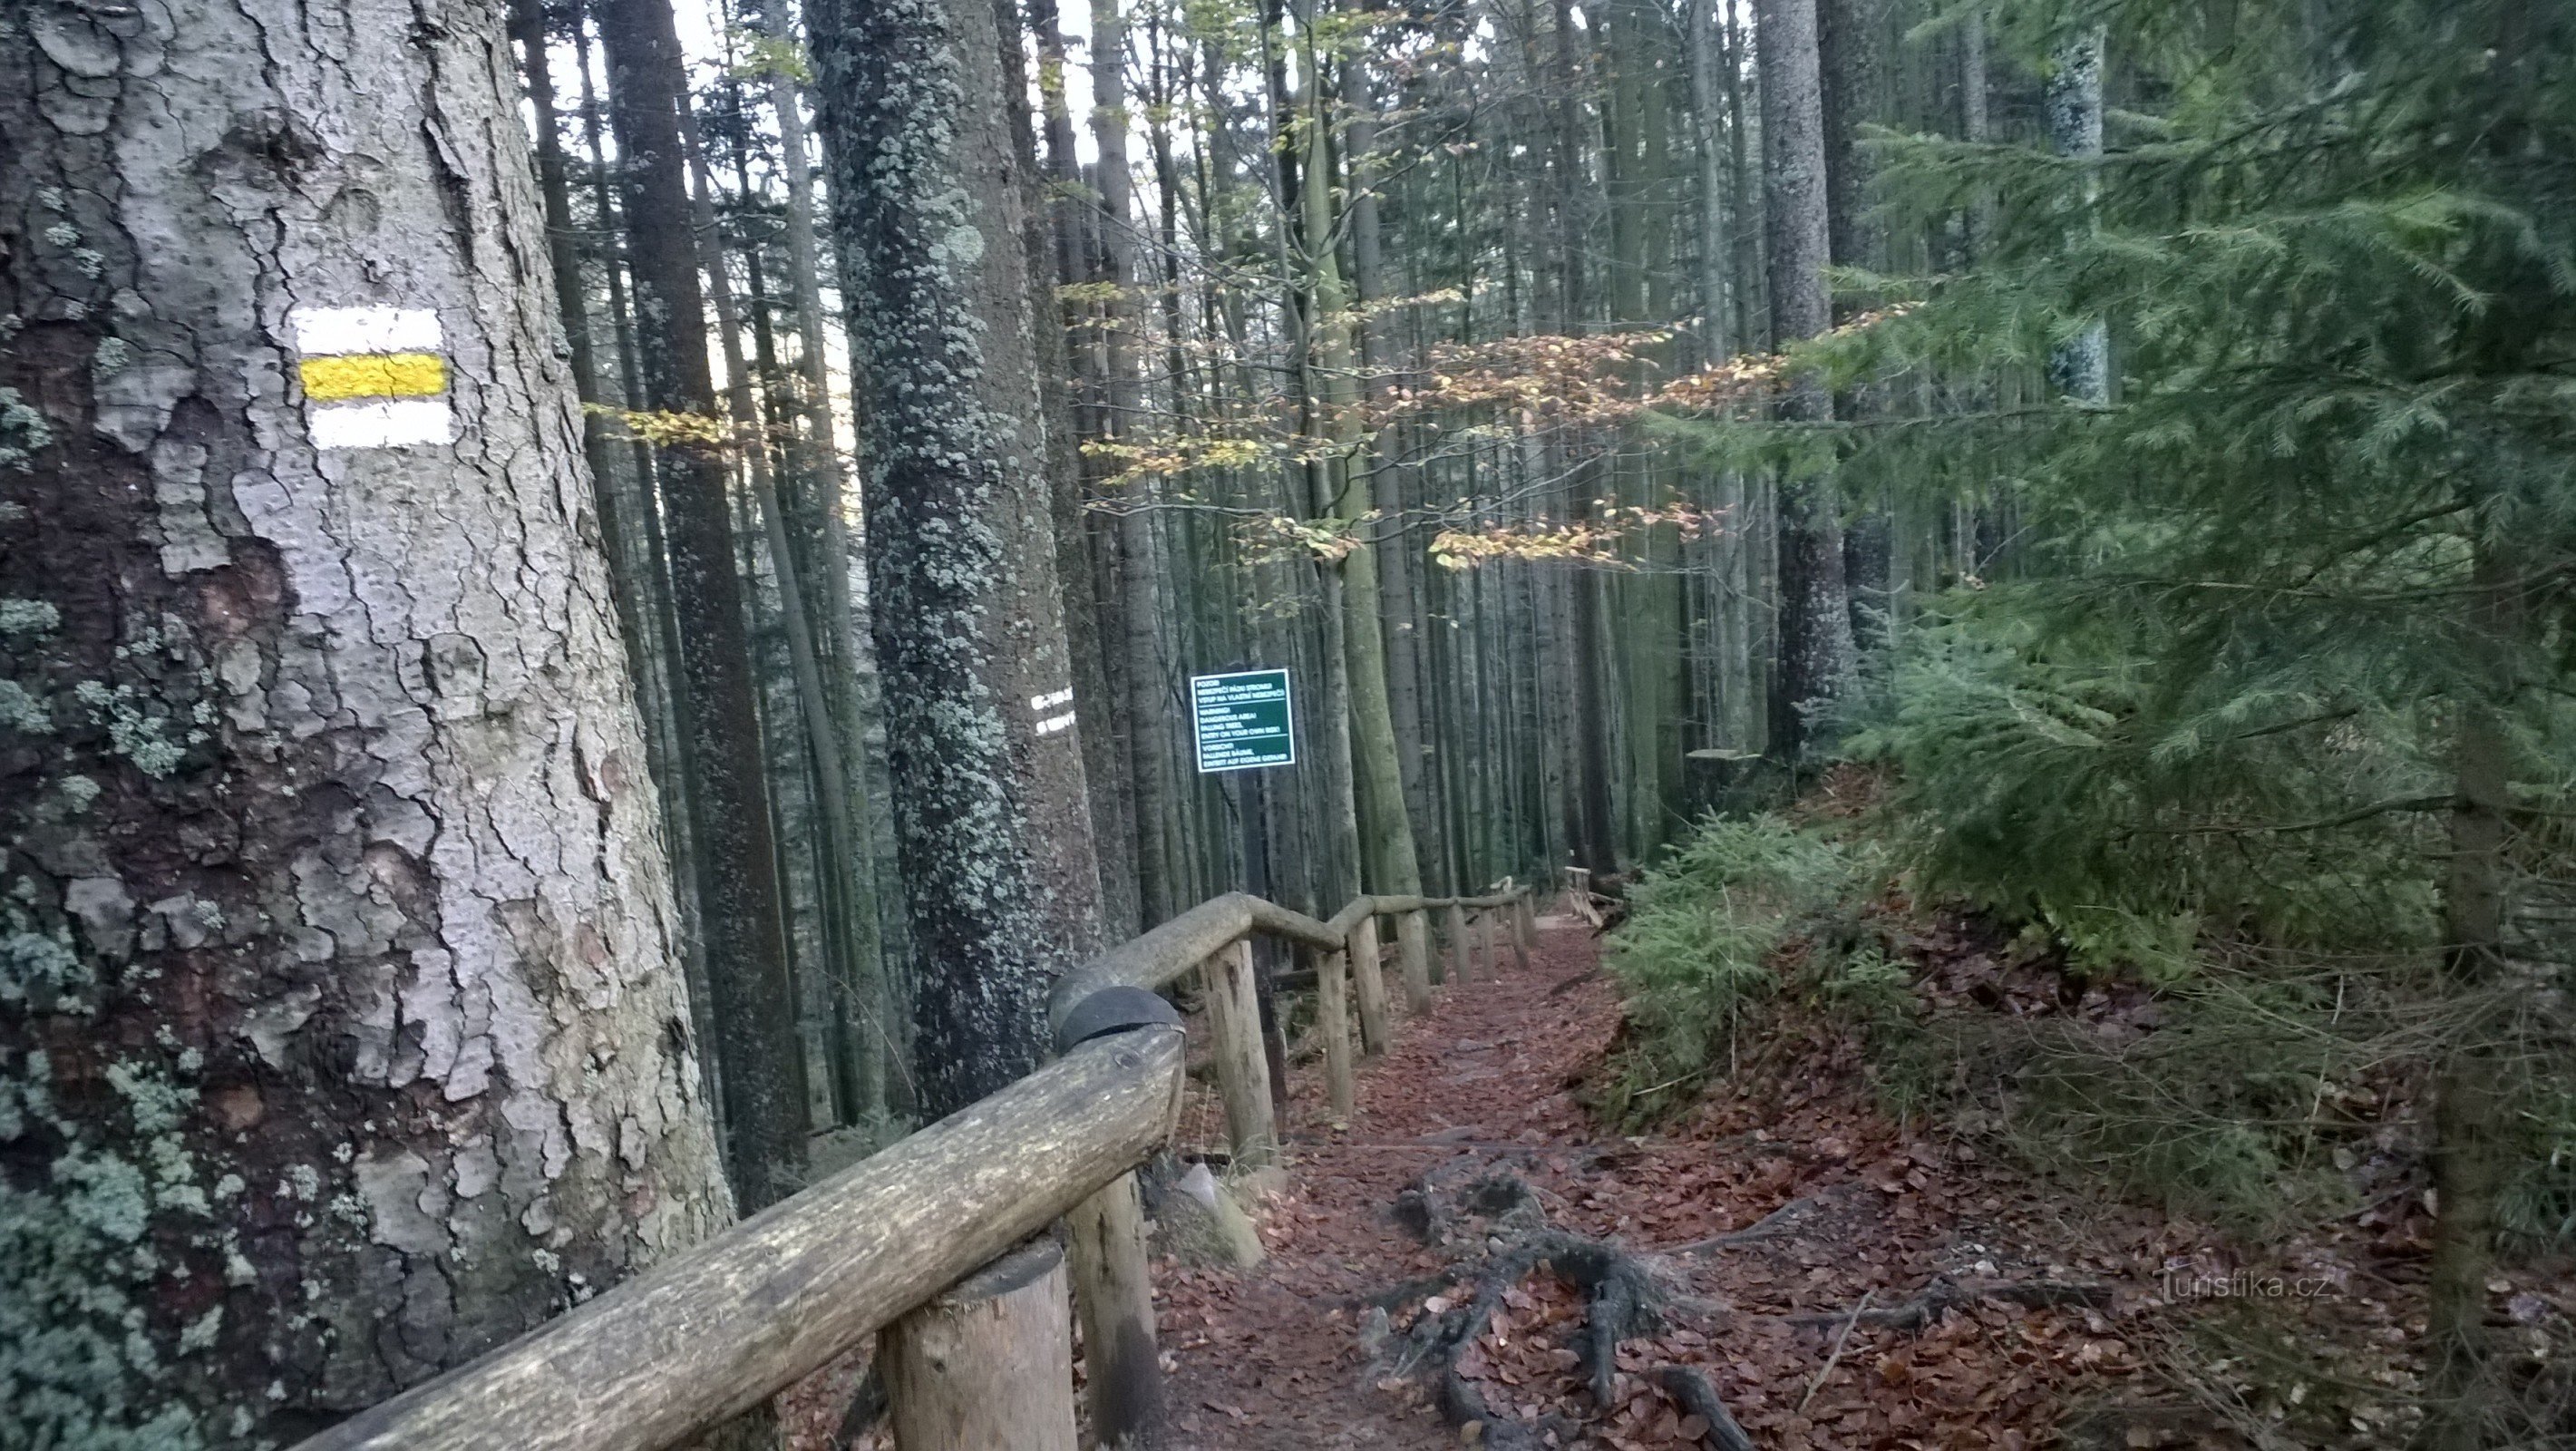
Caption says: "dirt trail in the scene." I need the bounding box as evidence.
[1158,918,1620,1448]
[1157,919,2188,1451]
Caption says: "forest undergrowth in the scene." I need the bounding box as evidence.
[1589,765,2576,1447]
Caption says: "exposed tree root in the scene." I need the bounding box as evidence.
[1671,1190,1834,1254]
[1655,1365,1759,1451]
[1361,1167,1743,1449]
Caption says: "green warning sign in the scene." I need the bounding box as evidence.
[1191,668,1295,774]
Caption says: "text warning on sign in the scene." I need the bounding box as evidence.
[1190,668,1295,774]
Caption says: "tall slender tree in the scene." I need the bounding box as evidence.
[1756,0,1859,757]
[596,0,810,1207]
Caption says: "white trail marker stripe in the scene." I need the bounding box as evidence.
[293,306,442,356]
[309,397,454,450]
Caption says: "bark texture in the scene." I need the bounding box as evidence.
[0,2,732,1442]
[1755,0,1858,757]
[808,0,1105,1116]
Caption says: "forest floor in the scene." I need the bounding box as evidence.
[797,904,2566,1449]
[1146,917,2429,1451]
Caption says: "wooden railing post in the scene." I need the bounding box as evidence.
[1475,908,1498,979]
[1309,942,1356,1122]
[1347,914,1394,1057]
[1512,892,1534,972]
[884,1240,1079,1450]
[1396,908,1434,1014]
[1445,900,1473,984]
[1201,940,1277,1164]
[1067,1172,1160,1447]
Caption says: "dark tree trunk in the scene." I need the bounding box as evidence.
[1820,0,1891,654]
[1027,0,1139,946]
[597,0,810,1209]
[1093,0,1179,935]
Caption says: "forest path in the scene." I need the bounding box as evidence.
[1155,917,2188,1451]
[1157,915,1622,1448]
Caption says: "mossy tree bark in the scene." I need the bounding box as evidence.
[808,0,1105,1116]
[0,1,734,1441]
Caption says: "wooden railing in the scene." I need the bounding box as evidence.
[294,883,1538,1451]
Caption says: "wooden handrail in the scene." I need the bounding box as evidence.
[293,1026,1185,1451]
[291,881,1533,1451]
[1048,886,1531,1028]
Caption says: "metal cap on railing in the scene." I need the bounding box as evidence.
[1055,985,1184,1053]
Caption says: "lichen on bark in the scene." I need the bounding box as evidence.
[808,0,1106,1116]
[2,0,734,1441]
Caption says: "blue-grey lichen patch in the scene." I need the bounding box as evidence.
[0,386,50,471]
[0,598,61,637]
[0,1012,239,1448]
[0,677,52,734]
[2,923,93,1009]
[70,677,203,779]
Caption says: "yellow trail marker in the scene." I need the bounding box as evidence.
[299,352,447,402]
[290,306,456,449]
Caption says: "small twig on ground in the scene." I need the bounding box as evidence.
[1675,1194,1820,1255]
[1779,1277,2112,1331]
[1628,1070,1702,1099]
[1798,1290,1873,1413]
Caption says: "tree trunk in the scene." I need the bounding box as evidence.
[2420,541,2521,1451]
[760,0,894,1126]
[2044,25,2109,404]
[1756,0,1858,759]
[1093,0,1178,935]
[808,0,1105,1116]
[1350,63,1444,904]
[1308,154,1428,914]
[597,0,810,1211]
[1820,0,1891,654]
[1687,0,1734,363]
[1028,0,1140,950]
[677,101,859,1148]
[0,4,734,1440]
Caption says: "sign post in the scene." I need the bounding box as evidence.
[1190,668,1295,774]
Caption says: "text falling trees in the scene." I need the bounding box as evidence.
[0,0,734,1441]
[807,0,1106,1115]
